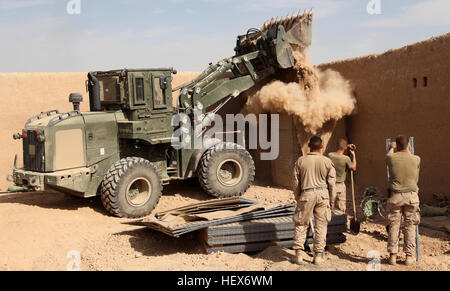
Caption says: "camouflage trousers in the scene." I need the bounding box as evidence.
[334,182,347,213]
[387,192,421,256]
[293,189,332,254]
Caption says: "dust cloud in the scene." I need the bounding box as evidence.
[245,53,356,135]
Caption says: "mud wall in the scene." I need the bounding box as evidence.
[0,72,198,191]
[318,33,450,204]
[269,116,347,190]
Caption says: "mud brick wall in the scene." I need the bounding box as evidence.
[318,33,450,203]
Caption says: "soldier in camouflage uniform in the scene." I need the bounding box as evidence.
[386,135,421,266]
[292,136,336,265]
[328,139,357,214]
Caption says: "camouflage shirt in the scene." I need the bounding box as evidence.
[294,152,337,202]
[386,152,421,193]
[328,152,353,183]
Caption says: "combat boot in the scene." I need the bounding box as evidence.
[389,254,397,266]
[292,250,304,265]
[405,256,415,266]
[313,254,324,265]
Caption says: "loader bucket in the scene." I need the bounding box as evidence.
[261,9,313,68]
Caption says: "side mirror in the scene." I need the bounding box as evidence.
[69,93,83,111]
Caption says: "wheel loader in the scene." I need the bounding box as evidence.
[8,10,313,218]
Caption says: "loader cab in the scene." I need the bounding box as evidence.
[87,68,177,118]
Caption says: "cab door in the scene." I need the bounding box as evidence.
[145,72,174,143]
[128,71,151,110]
[151,72,173,111]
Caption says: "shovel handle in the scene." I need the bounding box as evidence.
[416,225,420,262]
[351,171,357,218]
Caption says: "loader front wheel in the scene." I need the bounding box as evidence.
[101,157,163,218]
[198,143,255,198]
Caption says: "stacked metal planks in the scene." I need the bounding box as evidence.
[202,214,348,254]
[142,198,348,255]
[142,197,295,237]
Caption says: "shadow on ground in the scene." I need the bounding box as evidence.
[162,179,211,201]
[115,227,206,256]
[327,245,371,265]
[252,246,295,263]
[359,219,449,241]
[0,191,108,215]
[0,179,211,216]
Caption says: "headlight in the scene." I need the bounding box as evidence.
[36,131,45,142]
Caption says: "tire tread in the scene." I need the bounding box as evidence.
[100,157,163,218]
[198,142,255,198]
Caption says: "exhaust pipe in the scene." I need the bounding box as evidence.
[88,72,101,111]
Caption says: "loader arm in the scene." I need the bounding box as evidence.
[177,9,314,115]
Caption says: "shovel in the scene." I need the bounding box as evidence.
[350,171,361,234]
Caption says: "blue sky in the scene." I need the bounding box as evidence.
[0,0,449,72]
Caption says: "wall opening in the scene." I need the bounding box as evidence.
[413,78,418,88]
[423,76,428,87]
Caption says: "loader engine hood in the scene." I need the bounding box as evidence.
[16,110,119,173]
[18,110,85,173]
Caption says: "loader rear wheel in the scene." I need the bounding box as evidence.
[198,143,255,198]
[101,157,163,218]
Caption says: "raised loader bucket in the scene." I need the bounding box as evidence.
[234,9,313,71]
[261,9,314,68]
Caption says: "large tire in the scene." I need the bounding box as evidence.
[198,142,255,198]
[101,157,163,218]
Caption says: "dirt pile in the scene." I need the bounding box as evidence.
[245,51,356,154]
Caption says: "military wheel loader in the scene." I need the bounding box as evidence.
[9,10,313,218]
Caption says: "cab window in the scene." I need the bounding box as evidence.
[99,76,120,102]
[135,78,145,103]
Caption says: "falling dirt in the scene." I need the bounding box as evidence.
[245,51,356,154]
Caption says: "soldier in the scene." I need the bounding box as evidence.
[328,139,357,214]
[292,136,336,265]
[386,135,421,266]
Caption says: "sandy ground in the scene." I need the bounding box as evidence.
[0,182,448,271]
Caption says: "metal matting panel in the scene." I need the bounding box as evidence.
[144,203,295,237]
[207,214,347,236]
[205,224,348,245]
[206,234,347,254]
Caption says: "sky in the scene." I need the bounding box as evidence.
[0,0,449,72]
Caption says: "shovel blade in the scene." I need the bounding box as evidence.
[350,219,361,235]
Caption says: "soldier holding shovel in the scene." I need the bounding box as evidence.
[328,139,357,214]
